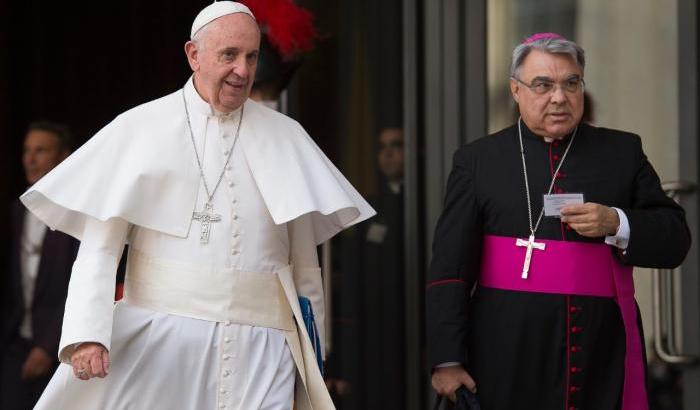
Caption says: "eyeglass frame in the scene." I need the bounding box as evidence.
[511,75,585,95]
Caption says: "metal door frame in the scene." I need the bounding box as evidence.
[678,0,700,408]
[419,0,487,408]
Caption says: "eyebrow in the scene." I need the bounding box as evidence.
[218,47,259,54]
[218,47,241,54]
[531,74,582,83]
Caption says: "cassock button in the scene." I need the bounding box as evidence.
[224,337,231,343]
[223,370,231,377]
[570,367,580,374]
[553,154,560,161]
[553,141,560,147]
[570,345,581,352]
[228,181,234,187]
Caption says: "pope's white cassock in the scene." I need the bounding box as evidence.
[21,77,374,410]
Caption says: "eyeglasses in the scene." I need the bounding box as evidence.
[511,76,585,95]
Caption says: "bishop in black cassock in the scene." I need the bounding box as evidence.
[427,33,690,410]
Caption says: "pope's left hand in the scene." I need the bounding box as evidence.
[560,202,619,238]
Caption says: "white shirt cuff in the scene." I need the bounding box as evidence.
[604,207,630,250]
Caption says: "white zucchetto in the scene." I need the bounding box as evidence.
[191,1,256,39]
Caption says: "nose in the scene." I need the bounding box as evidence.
[23,151,35,166]
[232,56,249,80]
[549,84,566,104]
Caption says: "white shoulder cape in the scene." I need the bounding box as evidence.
[20,81,375,244]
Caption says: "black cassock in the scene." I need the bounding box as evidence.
[426,122,690,410]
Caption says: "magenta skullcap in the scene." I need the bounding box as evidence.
[522,32,565,44]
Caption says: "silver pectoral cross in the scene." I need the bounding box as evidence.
[515,234,546,279]
[192,202,222,244]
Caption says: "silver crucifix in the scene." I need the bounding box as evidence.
[515,234,546,279]
[192,202,222,244]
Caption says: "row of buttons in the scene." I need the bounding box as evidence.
[221,134,243,258]
[211,131,243,410]
[554,133,579,410]
[550,144,572,234]
[567,299,584,410]
[218,321,240,409]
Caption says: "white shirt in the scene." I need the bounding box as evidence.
[19,210,47,339]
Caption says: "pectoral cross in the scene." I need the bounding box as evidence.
[192,202,221,244]
[515,234,546,279]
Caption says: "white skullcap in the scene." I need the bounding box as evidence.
[191,1,256,39]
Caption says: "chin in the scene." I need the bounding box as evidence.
[546,126,574,138]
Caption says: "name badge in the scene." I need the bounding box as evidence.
[543,193,584,217]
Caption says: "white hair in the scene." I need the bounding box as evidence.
[191,24,212,51]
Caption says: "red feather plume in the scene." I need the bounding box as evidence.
[240,0,317,60]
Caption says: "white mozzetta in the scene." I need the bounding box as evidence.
[20,78,375,245]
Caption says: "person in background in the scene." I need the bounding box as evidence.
[1,121,78,410]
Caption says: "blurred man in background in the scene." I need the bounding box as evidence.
[1,121,78,410]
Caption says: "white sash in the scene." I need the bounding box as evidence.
[123,249,295,331]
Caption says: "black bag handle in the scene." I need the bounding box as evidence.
[432,386,481,410]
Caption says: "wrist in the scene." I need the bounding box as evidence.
[608,207,620,235]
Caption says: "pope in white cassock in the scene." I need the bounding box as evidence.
[22,2,374,409]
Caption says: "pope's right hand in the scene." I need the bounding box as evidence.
[70,342,110,380]
[431,365,476,402]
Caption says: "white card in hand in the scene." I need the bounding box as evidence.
[543,193,584,217]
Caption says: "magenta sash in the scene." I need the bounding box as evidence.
[480,235,648,410]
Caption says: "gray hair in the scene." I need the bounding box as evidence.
[191,24,212,51]
[510,37,585,78]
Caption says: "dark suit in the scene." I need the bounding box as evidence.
[1,201,78,410]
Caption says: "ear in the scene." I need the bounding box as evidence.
[510,78,520,104]
[184,41,200,72]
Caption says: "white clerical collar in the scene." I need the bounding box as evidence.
[184,76,243,119]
